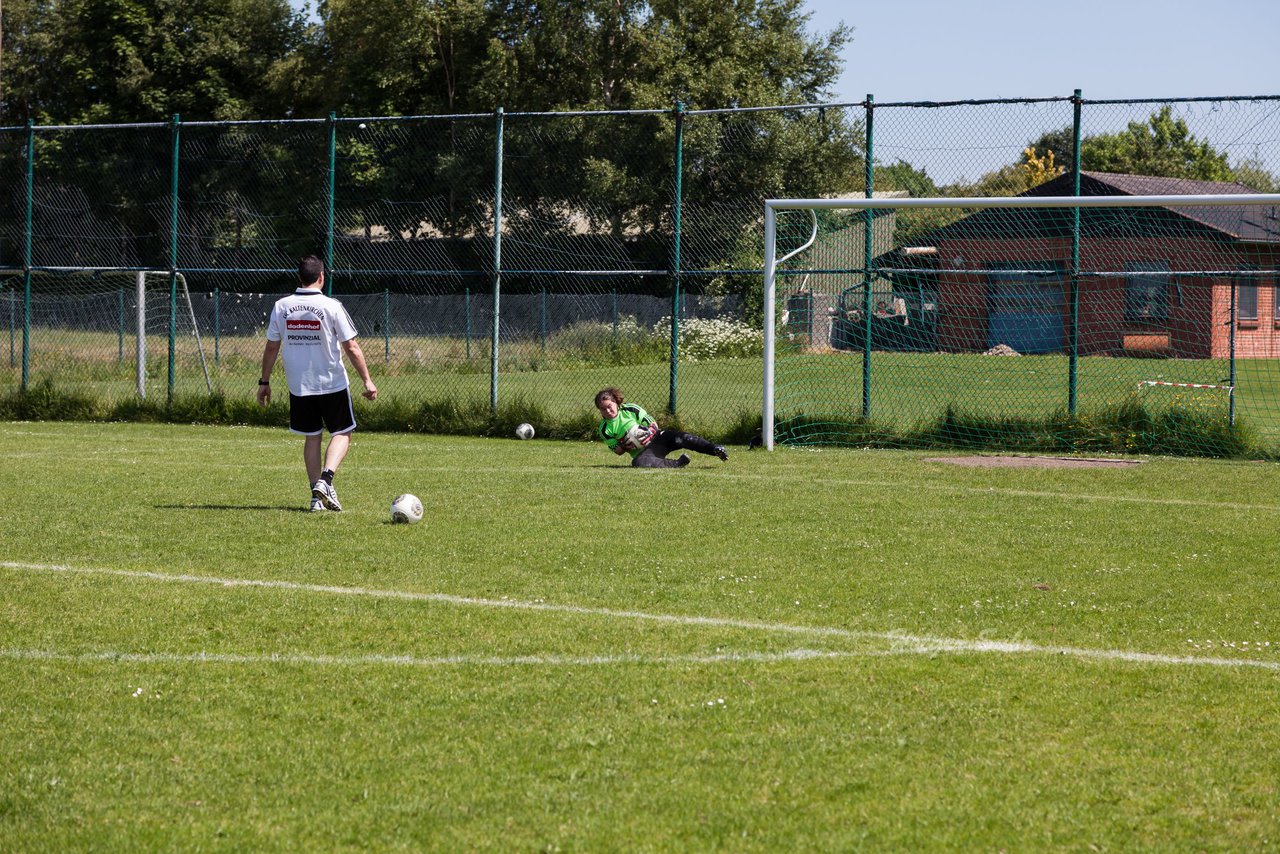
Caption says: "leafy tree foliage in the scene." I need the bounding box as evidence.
[0,0,861,283]
[1231,155,1279,193]
[1025,126,1075,174]
[875,160,940,199]
[1,0,306,124]
[1021,109,1278,191]
[1080,107,1232,181]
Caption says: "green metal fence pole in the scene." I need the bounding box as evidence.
[862,94,874,418]
[168,114,181,404]
[465,287,471,360]
[490,107,505,415]
[325,112,336,296]
[118,288,125,363]
[1229,278,1237,426]
[384,288,390,365]
[7,286,14,368]
[1068,89,1083,416]
[8,288,15,369]
[213,287,220,365]
[669,101,685,415]
[22,120,33,389]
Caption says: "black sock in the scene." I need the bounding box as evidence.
[321,469,335,485]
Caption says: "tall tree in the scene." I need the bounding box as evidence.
[1,0,306,124]
[1080,106,1233,181]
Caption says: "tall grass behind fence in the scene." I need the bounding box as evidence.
[1,95,1278,454]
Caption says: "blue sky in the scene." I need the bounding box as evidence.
[804,0,1279,103]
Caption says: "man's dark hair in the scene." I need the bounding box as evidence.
[298,255,325,287]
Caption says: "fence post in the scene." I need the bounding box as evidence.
[1068,89,1083,416]
[491,107,505,415]
[862,94,874,418]
[7,285,14,368]
[213,287,220,365]
[669,100,685,415]
[1229,277,1237,426]
[22,120,34,390]
[167,114,181,404]
[325,112,337,296]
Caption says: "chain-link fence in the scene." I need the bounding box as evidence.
[2,94,1278,451]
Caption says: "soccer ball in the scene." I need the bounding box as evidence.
[390,493,423,524]
[624,424,651,450]
[515,422,535,440]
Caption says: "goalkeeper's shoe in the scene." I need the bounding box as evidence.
[312,479,342,512]
[675,453,691,468]
[712,445,729,461]
[309,497,325,513]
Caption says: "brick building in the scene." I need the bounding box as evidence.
[910,172,1280,358]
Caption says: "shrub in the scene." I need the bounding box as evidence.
[652,316,763,362]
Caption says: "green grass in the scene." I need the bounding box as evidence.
[2,421,1280,849]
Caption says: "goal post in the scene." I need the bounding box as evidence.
[762,192,1280,453]
[0,266,212,400]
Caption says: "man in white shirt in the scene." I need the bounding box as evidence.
[257,255,378,512]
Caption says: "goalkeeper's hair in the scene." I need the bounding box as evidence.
[594,386,625,408]
[297,255,325,286]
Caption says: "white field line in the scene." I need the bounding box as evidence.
[4,560,1279,673]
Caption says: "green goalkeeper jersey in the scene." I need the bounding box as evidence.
[597,403,655,458]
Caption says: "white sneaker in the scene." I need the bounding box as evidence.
[309,497,325,513]
[312,480,342,512]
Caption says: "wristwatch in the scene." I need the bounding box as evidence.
[258,379,270,386]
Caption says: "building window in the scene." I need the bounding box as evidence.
[1238,282,1258,322]
[1124,261,1170,324]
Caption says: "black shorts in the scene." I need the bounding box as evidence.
[289,389,356,436]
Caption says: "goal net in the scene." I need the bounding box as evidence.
[762,190,1280,456]
[0,268,211,402]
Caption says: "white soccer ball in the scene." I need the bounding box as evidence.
[515,422,535,440]
[624,424,650,450]
[390,493,423,524]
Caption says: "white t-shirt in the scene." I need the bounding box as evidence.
[265,288,359,397]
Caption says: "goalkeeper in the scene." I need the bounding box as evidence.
[593,387,728,468]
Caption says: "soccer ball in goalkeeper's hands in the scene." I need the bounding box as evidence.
[624,424,653,450]
[390,493,424,524]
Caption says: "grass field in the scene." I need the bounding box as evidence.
[3,421,1280,849]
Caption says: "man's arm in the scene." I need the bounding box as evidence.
[340,338,378,401]
[257,339,281,406]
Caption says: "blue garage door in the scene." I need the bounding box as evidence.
[987,263,1064,354]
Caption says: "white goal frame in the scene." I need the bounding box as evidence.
[0,266,212,397]
[762,193,1280,450]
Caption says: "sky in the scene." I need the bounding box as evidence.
[804,0,1279,103]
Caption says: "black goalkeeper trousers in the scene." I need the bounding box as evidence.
[631,429,719,468]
